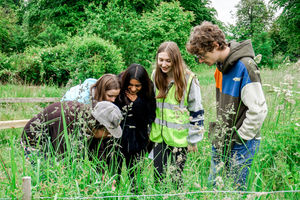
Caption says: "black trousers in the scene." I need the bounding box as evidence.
[153,141,187,185]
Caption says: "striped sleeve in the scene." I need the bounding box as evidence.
[187,77,205,145]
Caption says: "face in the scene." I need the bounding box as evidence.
[157,52,173,74]
[127,79,142,95]
[104,89,120,102]
[196,48,220,66]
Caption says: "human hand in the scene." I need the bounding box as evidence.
[188,144,198,152]
[93,128,112,139]
[125,91,137,101]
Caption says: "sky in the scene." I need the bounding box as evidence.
[210,0,240,25]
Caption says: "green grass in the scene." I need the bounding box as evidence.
[0,61,299,199]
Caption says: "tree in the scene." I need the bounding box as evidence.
[231,0,272,40]
[270,0,300,58]
[177,0,218,25]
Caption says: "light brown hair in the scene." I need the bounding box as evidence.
[155,41,186,102]
[91,74,120,102]
[186,21,227,56]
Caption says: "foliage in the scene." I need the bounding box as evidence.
[177,0,218,26]
[0,63,299,199]
[231,0,272,40]
[20,0,102,48]
[0,6,23,54]
[101,0,161,13]
[0,0,20,10]
[270,0,300,59]
[251,32,275,67]
[133,2,194,69]
[84,2,195,70]
[6,36,125,85]
[228,0,276,67]
[83,2,140,68]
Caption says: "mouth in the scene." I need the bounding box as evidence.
[161,67,169,71]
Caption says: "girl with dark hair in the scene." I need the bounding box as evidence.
[114,63,156,189]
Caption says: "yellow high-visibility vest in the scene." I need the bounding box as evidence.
[150,72,194,147]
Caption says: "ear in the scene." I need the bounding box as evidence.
[213,42,220,49]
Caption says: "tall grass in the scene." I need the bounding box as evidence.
[0,61,299,199]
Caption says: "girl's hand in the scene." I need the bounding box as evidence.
[125,91,138,101]
[188,144,198,152]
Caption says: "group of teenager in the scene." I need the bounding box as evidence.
[21,21,268,191]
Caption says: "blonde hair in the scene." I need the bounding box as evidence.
[155,41,186,102]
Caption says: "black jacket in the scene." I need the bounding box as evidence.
[115,89,156,154]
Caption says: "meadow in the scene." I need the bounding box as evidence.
[0,61,299,199]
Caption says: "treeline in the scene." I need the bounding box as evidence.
[0,0,299,85]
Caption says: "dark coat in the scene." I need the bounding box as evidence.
[115,90,156,155]
[22,101,96,155]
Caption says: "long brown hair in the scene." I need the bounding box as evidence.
[155,41,186,102]
[91,74,120,102]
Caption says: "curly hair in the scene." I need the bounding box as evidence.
[186,21,227,56]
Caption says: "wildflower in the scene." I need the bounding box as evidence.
[216,161,224,173]
[173,147,178,153]
[176,154,183,163]
[215,176,224,188]
[254,54,262,64]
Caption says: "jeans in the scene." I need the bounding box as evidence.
[208,138,260,190]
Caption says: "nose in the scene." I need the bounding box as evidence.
[162,61,168,67]
[198,58,205,63]
[110,96,117,102]
[107,96,117,102]
[130,86,137,92]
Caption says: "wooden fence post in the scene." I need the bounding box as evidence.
[22,176,31,200]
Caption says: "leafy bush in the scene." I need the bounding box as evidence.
[0,6,23,54]
[133,2,194,69]
[83,2,195,71]
[8,36,125,85]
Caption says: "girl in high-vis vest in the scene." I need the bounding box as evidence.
[150,41,204,186]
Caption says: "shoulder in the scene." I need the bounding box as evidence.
[238,57,261,83]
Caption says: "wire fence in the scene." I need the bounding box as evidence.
[1,189,299,200]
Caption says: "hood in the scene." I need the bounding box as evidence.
[217,40,255,73]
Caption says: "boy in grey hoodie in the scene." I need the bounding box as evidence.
[186,21,268,190]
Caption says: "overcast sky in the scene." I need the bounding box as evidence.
[210,0,240,24]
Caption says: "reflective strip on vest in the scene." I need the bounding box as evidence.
[150,72,195,147]
[154,118,189,130]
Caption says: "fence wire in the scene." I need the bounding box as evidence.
[1,189,299,200]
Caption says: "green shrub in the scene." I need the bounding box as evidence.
[83,2,195,71]
[35,23,67,47]
[9,36,125,85]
